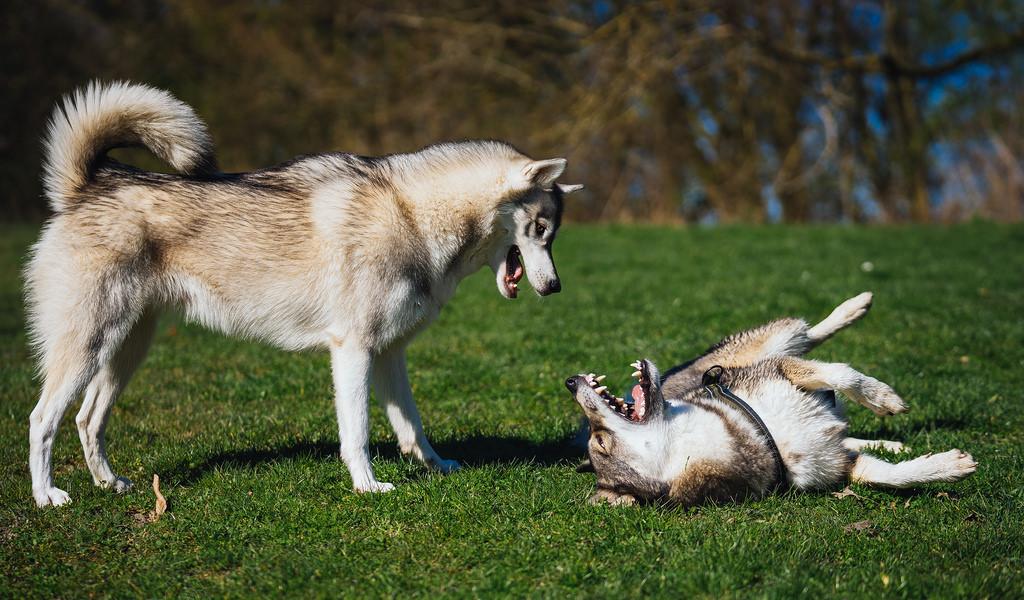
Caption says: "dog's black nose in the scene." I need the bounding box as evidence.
[538,279,561,296]
[565,376,578,392]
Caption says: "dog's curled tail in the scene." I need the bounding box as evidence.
[43,81,217,213]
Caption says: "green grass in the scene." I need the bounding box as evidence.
[1,223,1022,597]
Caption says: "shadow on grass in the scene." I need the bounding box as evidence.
[166,434,586,485]
[163,416,975,488]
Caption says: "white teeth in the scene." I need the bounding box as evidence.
[630,361,642,369]
[594,386,607,395]
[631,370,641,378]
[595,375,606,382]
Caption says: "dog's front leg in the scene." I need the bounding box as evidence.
[330,340,393,493]
[373,347,460,473]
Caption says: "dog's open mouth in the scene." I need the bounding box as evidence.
[503,245,523,298]
[583,360,652,422]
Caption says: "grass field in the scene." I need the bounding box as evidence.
[1,223,1022,597]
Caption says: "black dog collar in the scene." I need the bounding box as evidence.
[702,365,787,488]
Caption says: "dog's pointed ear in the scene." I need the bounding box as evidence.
[522,158,566,189]
[557,183,584,195]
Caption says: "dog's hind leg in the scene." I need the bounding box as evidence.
[661,294,874,395]
[695,318,815,369]
[779,357,908,416]
[373,348,459,473]
[75,308,158,493]
[27,236,154,507]
[662,318,818,391]
[29,341,101,507]
[704,293,873,366]
[29,305,140,507]
[331,340,393,493]
[849,450,976,488]
[806,292,873,346]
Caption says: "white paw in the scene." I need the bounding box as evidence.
[863,382,908,416]
[931,449,978,481]
[354,481,396,493]
[34,487,72,507]
[110,476,134,494]
[838,291,873,324]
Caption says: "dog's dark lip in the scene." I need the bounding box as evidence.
[503,245,523,298]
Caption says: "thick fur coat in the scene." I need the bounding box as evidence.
[26,82,582,506]
[568,293,977,506]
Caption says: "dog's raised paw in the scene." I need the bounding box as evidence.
[34,487,72,507]
[863,382,908,416]
[839,291,873,324]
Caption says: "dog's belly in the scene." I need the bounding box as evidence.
[160,269,333,351]
[362,279,441,351]
[737,381,851,490]
[160,264,445,353]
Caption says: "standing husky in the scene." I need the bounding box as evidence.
[25,81,583,507]
[566,293,977,506]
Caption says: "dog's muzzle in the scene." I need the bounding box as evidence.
[539,278,562,296]
[565,376,580,392]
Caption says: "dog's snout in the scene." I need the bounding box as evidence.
[565,376,579,392]
[540,279,561,296]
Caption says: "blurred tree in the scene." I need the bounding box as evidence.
[3,0,1022,223]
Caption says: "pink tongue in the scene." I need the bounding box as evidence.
[631,385,646,420]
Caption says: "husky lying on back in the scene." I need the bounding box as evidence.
[566,293,977,506]
[25,81,583,507]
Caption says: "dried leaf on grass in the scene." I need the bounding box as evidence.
[130,474,169,525]
[153,474,167,517]
[843,520,877,535]
[832,486,864,500]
